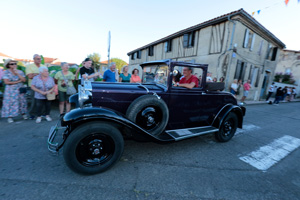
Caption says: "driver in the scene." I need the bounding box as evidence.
[174,67,198,89]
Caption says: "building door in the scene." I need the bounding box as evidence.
[260,71,270,99]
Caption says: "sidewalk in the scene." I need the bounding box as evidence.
[239,98,300,105]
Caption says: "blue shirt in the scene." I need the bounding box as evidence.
[103,69,116,82]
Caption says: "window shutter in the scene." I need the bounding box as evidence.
[250,34,255,51]
[243,29,249,48]
[258,40,264,55]
[183,34,189,47]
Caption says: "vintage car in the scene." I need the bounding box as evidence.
[48,60,246,175]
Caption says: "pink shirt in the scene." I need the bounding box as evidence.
[244,82,251,91]
[131,75,141,83]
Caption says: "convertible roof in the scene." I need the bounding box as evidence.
[141,59,208,69]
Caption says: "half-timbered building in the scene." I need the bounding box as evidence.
[127,9,285,100]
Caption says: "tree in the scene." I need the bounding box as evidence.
[110,58,128,72]
[87,53,101,71]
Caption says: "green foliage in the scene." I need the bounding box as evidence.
[110,58,128,72]
[48,65,77,78]
[274,72,295,84]
[87,53,101,71]
[41,55,45,64]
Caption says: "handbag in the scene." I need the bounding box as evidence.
[61,71,76,95]
[46,92,56,100]
[66,86,77,95]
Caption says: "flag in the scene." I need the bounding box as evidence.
[285,0,289,6]
[257,10,261,14]
[252,12,255,16]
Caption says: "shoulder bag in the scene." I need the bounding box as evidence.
[41,77,56,101]
[61,71,77,95]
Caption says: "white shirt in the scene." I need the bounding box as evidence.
[268,85,274,92]
[231,83,238,90]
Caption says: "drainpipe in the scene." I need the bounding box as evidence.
[224,15,236,91]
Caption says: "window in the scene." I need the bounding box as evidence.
[137,50,141,59]
[148,46,154,56]
[271,47,278,61]
[243,29,255,50]
[164,39,172,52]
[131,53,135,60]
[266,45,278,61]
[142,64,169,86]
[234,60,247,81]
[183,31,195,48]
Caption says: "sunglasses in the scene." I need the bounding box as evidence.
[9,63,17,66]
[35,58,41,60]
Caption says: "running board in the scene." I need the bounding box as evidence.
[166,126,219,141]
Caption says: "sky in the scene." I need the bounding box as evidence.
[1,0,299,64]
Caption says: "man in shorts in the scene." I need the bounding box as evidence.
[241,80,251,103]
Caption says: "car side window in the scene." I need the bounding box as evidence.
[142,65,168,86]
[172,66,203,89]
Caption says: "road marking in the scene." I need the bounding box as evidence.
[236,124,260,135]
[239,135,300,171]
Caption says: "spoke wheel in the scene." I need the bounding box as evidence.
[76,134,115,167]
[215,113,238,142]
[63,122,124,175]
[136,106,163,132]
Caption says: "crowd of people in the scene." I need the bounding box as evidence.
[0,54,298,123]
[0,55,143,124]
[268,83,297,105]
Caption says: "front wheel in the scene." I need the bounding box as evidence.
[215,113,238,142]
[63,122,124,175]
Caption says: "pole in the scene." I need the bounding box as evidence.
[108,31,111,68]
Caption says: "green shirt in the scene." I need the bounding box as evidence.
[54,71,75,92]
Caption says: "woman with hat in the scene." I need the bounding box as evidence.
[1,59,27,123]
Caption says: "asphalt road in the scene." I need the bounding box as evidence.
[1,102,300,200]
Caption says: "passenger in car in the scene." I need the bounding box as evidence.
[172,70,182,85]
[174,67,198,89]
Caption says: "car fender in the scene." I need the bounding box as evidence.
[212,104,245,129]
[62,107,174,142]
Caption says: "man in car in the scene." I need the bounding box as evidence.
[174,67,198,89]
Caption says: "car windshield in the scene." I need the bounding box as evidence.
[142,64,168,86]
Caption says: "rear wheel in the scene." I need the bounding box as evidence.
[63,122,124,175]
[215,113,238,142]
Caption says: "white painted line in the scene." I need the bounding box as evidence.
[236,124,260,135]
[239,135,300,171]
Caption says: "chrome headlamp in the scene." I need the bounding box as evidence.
[78,80,92,108]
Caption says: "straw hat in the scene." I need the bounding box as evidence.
[3,59,17,68]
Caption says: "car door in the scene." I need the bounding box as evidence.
[167,86,209,130]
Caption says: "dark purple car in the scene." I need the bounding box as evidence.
[48,60,246,175]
